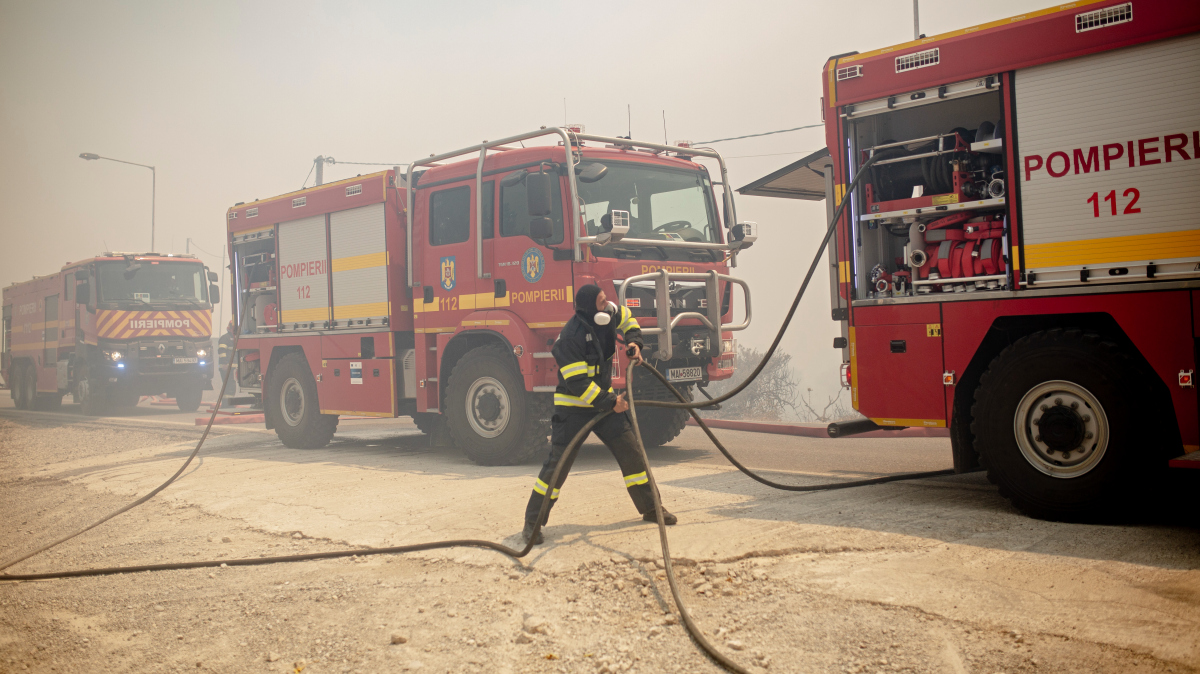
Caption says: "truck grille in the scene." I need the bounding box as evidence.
[136,340,188,372]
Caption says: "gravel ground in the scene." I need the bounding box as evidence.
[1,415,1196,674]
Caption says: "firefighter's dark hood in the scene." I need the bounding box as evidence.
[574,284,604,327]
[573,284,618,355]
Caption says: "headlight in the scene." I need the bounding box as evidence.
[721,338,736,355]
[107,351,124,362]
[195,348,208,358]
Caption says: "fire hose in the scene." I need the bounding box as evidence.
[0,153,963,673]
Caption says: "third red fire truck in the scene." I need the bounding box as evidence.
[740,0,1200,519]
[225,129,754,465]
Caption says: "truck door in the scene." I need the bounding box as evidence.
[485,170,573,330]
[420,182,478,326]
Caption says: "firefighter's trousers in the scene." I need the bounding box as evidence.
[523,410,656,525]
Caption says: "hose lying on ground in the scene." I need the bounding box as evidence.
[0,152,967,673]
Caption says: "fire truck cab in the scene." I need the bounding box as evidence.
[225,128,754,465]
[741,1,1200,519]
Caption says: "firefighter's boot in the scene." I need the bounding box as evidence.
[643,508,678,526]
[522,522,544,546]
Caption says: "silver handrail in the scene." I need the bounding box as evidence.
[404,127,581,288]
[404,128,746,288]
[618,269,751,361]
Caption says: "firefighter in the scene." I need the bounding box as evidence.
[217,320,237,408]
[522,284,678,545]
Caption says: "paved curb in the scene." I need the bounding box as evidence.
[687,417,950,438]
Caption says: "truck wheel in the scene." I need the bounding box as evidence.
[268,352,337,449]
[175,387,202,413]
[13,365,30,410]
[635,407,690,448]
[412,412,443,435]
[445,344,549,466]
[20,365,38,411]
[77,376,108,417]
[970,329,1151,521]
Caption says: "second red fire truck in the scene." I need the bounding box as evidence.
[741,0,1200,519]
[225,129,754,465]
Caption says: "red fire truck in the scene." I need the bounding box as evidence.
[3,253,220,414]
[224,129,754,465]
[739,0,1200,519]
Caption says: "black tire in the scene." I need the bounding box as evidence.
[635,407,690,448]
[444,344,549,466]
[412,412,443,435]
[77,375,109,417]
[175,387,202,413]
[970,328,1159,521]
[268,352,337,449]
[949,391,981,474]
[20,364,37,411]
[13,364,30,410]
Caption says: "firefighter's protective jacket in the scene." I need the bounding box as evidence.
[552,305,643,412]
[218,330,235,368]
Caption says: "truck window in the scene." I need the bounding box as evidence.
[500,178,565,244]
[430,185,471,246]
[97,261,207,304]
[482,181,495,240]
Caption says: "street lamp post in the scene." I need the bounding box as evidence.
[80,153,156,252]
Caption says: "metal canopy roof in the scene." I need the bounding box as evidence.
[736,147,832,201]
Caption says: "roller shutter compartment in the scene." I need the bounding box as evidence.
[276,215,330,330]
[1015,33,1200,287]
[330,202,389,327]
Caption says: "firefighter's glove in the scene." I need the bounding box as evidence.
[626,342,642,364]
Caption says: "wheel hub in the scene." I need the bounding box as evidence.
[1013,381,1108,478]
[281,378,306,427]
[466,377,510,438]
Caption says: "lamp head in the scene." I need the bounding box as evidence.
[79,153,99,160]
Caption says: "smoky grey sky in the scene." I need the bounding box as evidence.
[0,0,1048,402]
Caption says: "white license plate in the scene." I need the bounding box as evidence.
[667,366,702,382]
[173,357,199,364]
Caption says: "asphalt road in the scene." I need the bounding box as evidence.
[2,394,1198,673]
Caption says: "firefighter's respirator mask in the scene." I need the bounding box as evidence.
[594,301,618,326]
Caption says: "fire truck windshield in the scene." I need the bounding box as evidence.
[579,161,721,262]
[97,261,208,306]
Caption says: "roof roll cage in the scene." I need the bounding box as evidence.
[404,127,744,288]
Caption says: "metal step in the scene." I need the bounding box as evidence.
[1168,452,1200,469]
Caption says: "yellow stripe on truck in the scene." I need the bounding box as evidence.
[279,307,330,323]
[1025,230,1200,269]
[331,251,388,273]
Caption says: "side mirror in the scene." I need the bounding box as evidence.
[207,270,218,282]
[576,162,608,184]
[526,170,553,217]
[76,281,93,312]
[209,284,221,304]
[528,217,553,240]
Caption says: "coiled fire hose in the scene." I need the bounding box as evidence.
[0,153,962,673]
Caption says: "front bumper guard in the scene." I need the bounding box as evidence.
[618,269,751,361]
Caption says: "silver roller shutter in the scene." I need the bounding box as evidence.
[276,215,330,329]
[330,202,388,325]
[1016,33,1200,286]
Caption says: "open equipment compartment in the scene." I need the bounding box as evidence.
[846,76,1010,301]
